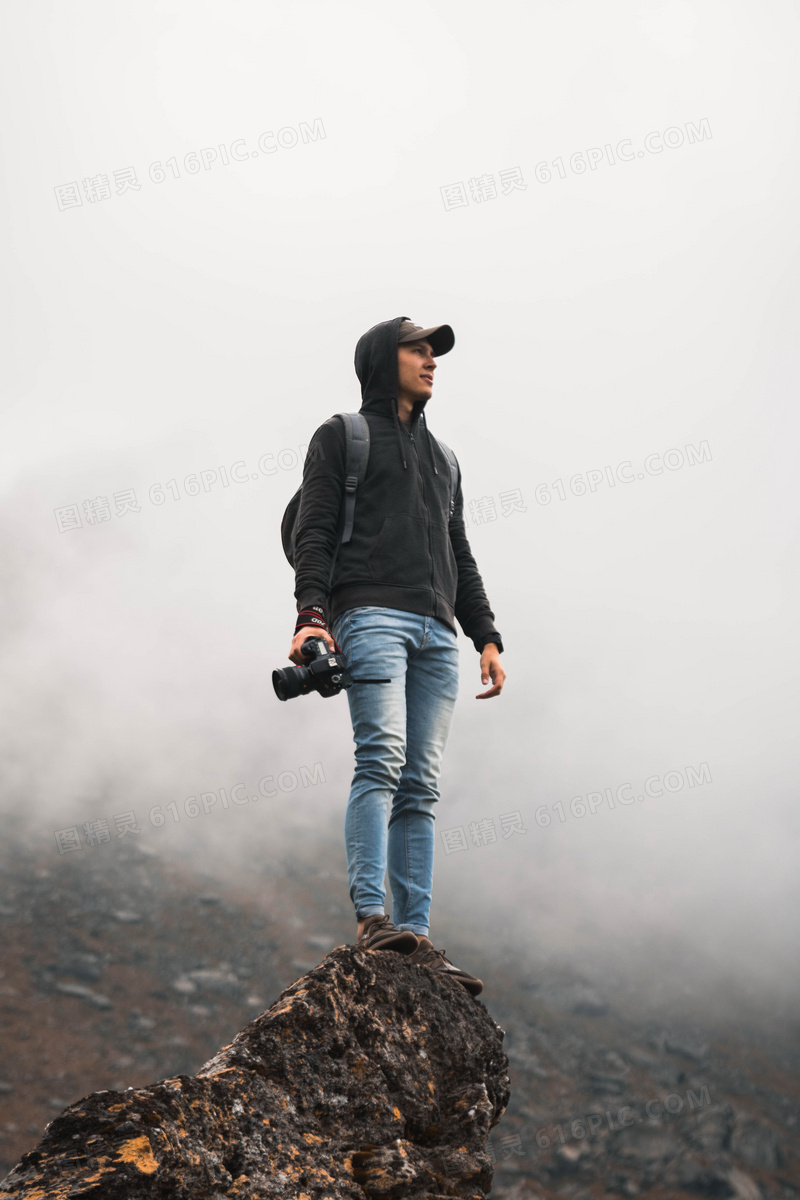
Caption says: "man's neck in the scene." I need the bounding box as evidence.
[397,396,416,425]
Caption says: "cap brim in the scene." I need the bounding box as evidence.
[398,323,455,356]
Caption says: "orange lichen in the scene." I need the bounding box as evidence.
[116,1135,159,1174]
[81,1162,113,1182]
[271,990,309,1018]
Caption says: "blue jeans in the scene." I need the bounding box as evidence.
[330,606,459,937]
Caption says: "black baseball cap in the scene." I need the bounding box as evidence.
[397,319,455,356]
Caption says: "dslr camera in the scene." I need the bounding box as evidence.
[272,636,354,702]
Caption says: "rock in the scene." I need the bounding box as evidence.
[571,986,609,1017]
[663,1152,732,1193]
[606,1172,641,1195]
[53,982,92,1000]
[128,1013,156,1034]
[612,1126,679,1164]
[686,1104,736,1154]
[0,944,510,1197]
[171,977,197,995]
[587,1071,626,1095]
[600,1050,628,1075]
[626,1046,658,1068]
[48,953,104,983]
[306,934,338,949]
[726,1166,762,1200]
[53,983,112,1010]
[554,1143,590,1173]
[648,1062,688,1089]
[664,1034,710,1063]
[536,979,609,1017]
[731,1112,785,1170]
[489,1182,545,1199]
[185,969,242,996]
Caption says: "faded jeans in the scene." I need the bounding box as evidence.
[330,606,459,936]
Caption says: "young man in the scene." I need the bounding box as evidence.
[288,315,505,995]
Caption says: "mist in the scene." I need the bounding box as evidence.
[2,0,799,1024]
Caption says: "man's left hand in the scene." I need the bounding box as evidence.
[476,643,505,699]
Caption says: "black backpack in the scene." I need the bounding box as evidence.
[281,411,459,568]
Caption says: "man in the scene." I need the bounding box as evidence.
[288,315,505,996]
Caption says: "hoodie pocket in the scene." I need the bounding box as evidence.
[367,514,430,587]
[432,520,458,603]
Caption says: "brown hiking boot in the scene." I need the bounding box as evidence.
[407,935,484,996]
[356,914,419,955]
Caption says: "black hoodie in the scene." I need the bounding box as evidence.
[292,315,503,654]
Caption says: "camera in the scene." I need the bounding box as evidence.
[272,636,354,702]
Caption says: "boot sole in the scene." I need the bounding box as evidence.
[408,954,483,995]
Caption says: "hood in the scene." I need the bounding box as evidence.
[353,315,438,474]
[355,314,432,418]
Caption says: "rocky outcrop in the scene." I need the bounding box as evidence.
[0,944,510,1198]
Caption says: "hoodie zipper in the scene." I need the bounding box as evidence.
[406,425,436,608]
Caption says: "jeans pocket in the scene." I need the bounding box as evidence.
[332,611,351,647]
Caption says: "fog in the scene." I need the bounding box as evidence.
[2,0,799,1012]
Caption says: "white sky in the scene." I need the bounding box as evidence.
[2,0,799,1000]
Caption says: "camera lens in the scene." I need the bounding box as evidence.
[272,666,306,701]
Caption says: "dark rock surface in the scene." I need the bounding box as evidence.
[1,826,798,1199]
[0,944,510,1198]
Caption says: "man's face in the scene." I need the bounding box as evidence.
[397,339,436,401]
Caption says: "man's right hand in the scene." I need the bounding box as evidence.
[288,625,337,665]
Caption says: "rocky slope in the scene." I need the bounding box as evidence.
[0,941,509,1197]
[0,820,797,1198]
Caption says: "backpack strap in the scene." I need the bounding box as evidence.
[336,412,370,544]
[433,436,459,519]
